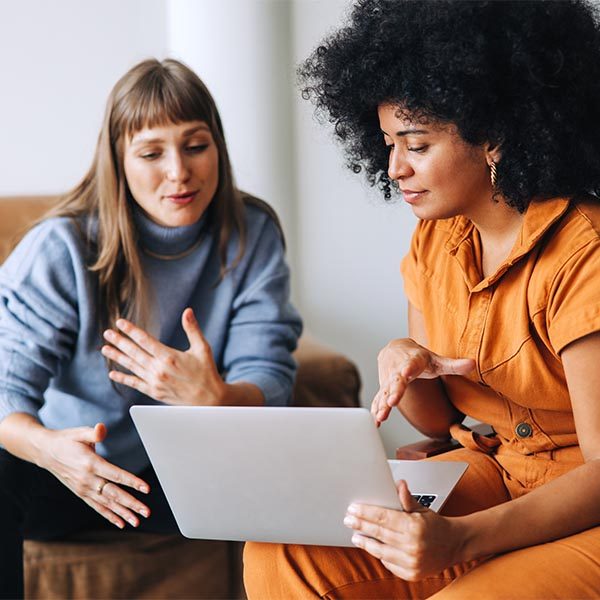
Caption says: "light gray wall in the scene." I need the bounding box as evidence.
[0,0,167,195]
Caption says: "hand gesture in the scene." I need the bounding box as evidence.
[41,423,150,529]
[101,308,226,406]
[372,339,474,425]
[344,480,465,581]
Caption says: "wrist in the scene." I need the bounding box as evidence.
[0,412,52,468]
[452,513,487,563]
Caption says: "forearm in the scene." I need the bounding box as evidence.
[0,412,50,466]
[220,382,264,406]
[457,458,600,560]
[398,378,464,440]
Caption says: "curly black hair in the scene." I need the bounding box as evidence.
[299,0,600,211]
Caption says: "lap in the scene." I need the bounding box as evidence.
[0,447,178,539]
[244,448,599,599]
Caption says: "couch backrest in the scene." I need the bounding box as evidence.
[0,196,59,263]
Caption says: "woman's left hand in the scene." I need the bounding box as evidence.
[344,480,466,581]
[101,308,226,405]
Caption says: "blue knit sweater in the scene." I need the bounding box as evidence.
[0,203,302,472]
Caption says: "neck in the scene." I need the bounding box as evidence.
[468,195,525,278]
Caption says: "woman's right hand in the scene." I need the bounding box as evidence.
[38,422,151,529]
[371,338,474,426]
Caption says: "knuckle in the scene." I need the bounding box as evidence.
[156,370,170,383]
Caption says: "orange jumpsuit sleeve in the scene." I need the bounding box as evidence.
[547,238,600,354]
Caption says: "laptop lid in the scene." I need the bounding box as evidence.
[130,406,466,547]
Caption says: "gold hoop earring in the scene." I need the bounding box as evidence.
[489,161,498,188]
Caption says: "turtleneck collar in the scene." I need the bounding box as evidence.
[132,204,206,258]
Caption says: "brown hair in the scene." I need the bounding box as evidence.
[43,58,274,330]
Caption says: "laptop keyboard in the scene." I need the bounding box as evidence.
[411,494,437,508]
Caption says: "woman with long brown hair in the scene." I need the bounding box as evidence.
[0,58,301,599]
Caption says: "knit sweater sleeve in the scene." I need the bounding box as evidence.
[0,219,81,423]
[223,213,302,406]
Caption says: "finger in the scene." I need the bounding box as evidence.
[380,559,416,581]
[102,344,147,379]
[99,483,150,525]
[114,319,167,359]
[384,374,409,407]
[344,513,403,545]
[399,354,430,380]
[429,355,475,377]
[103,329,153,367]
[397,479,427,512]
[108,370,151,396]
[181,308,208,352]
[93,456,150,494]
[350,532,399,566]
[67,423,106,445]
[347,503,394,528]
[84,496,126,529]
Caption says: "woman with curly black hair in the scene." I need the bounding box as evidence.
[244,1,600,598]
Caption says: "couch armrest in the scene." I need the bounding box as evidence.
[292,336,361,408]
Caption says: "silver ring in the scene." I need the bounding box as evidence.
[97,480,108,495]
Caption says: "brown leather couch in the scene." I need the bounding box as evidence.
[0,196,361,599]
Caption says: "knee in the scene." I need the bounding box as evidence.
[243,542,284,598]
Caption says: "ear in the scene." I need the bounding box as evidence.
[484,141,502,166]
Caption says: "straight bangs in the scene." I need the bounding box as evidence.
[112,63,219,142]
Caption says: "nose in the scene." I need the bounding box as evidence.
[387,145,414,181]
[165,151,191,183]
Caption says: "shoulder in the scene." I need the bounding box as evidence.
[1,216,89,284]
[541,195,600,269]
[240,192,285,248]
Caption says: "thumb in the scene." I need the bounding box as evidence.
[69,422,107,445]
[430,355,476,377]
[182,308,206,350]
[397,479,425,512]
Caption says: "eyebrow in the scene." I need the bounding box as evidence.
[130,124,211,146]
[381,128,430,137]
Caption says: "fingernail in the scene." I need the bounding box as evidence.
[141,509,150,518]
[139,485,150,494]
[343,515,357,528]
[347,503,358,515]
[115,521,124,529]
[351,534,362,546]
[128,518,138,527]
[104,330,115,340]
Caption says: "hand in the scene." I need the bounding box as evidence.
[101,308,226,405]
[372,339,474,425]
[39,423,150,529]
[344,480,465,581]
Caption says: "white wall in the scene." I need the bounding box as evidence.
[165,0,296,249]
[0,0,422,454]
[291,1,421,453]
[0,0,167,195]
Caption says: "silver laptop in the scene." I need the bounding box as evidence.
[130,406,467,547]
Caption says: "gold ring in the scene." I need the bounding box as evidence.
[97,480,108,495]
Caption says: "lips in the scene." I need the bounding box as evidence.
[166,191,197,205]
[400,189,427,204]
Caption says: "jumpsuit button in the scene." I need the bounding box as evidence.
[515,422,533,438]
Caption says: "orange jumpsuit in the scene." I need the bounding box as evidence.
[244,196,600,599]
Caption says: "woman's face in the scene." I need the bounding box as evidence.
[123,120,219,227]
[378,104,493,221]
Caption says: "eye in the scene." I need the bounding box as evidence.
[186,144,209,154]
[140,152,160,160]
[407,145,428,154]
